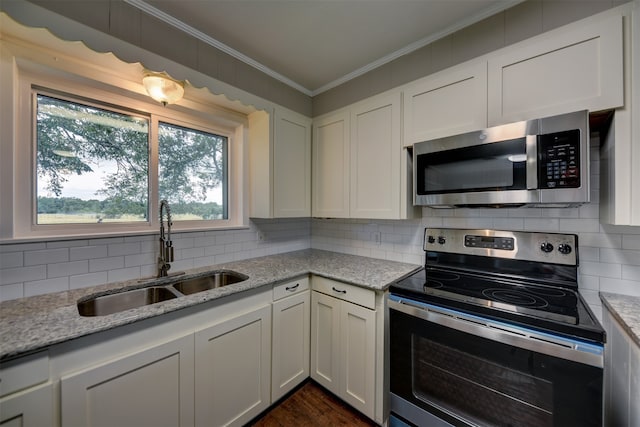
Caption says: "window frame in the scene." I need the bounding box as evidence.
[10,65,247,240]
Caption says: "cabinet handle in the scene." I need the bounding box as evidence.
[332,287,347,294]
[285,283,300,292]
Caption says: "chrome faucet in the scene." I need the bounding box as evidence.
[158,200,174,277]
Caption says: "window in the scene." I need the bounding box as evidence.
[158,122,228,220]
[12,83,243,239]
[36,94,150,225]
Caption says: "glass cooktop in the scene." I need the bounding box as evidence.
[391,267,605,344]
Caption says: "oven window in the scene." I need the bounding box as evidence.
[412,336,553,427]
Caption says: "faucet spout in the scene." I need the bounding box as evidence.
[158,200,174,277]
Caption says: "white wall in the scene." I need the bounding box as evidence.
[0,218,310,302]
[312,137,640,320]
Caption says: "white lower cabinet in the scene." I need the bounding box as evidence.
[60,334,195,427]
[271,278,310,402]
[195,304,272,427]
[310,278,376,420]
[0,382,53,427]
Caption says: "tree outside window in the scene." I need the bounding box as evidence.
[35,94,228,225]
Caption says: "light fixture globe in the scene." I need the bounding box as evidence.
[142,73,184,106]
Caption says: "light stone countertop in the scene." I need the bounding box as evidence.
[600,292,640,347]
[0,249,420,361]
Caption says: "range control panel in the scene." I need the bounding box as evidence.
[464,235,514,251]
[424,228,578,266]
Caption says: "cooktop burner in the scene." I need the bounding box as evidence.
[482,288,549,308]
[390,228,606,344]
[420,267,578,325]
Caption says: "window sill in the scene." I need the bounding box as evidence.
[0,224,252,245]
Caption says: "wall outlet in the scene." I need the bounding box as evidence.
[257,231,265,242]
[373,231,381,245]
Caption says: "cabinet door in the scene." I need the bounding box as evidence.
[310,290,341,394]
[340,301,376,419]
[0,383,53,427]
[195,305,271,427]
[312,110,350,218]
[488,14,623,125]
[273,109,311,217]
[403,60,487,144]
[350,93,401,219]
[272,290,310,401]
[61,334,195,427]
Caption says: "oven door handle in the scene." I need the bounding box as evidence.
[388,297,603,368]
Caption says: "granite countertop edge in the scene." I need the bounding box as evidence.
[0,249,421,361]
[600,292,640,347]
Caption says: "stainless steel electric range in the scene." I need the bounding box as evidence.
[388,228,605,427]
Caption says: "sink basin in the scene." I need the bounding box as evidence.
[77,270,249,316]
[172,271,248,295]
[77,286,178,317]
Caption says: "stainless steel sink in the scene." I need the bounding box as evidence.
[77,270,249,316]
[77,286,178,317]
[172,271,248,295]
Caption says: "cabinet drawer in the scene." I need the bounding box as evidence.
[0,350,49,397]
[273,276,309,301]
[312,277,375,310]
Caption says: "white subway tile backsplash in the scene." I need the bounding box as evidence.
[579,261,621,279]
[24,248,69,266]
[558,218,600,233]
[108,267,141,283]
[70,272,109,290]
[622,265,640,281]
[24,277,69,297]
[1,265,47,285]
[0,283,24,302]
[578,274,600,291]
[70,245,108,261]
[524,218,560,231]
[623,234,640,250]
[108,242,141,257]
[47,239,88,248]
[0,252,23,269]
[48,260,89,279]
[0,242,46,253]
[578,246,600,262]
[89,256,125,273]
[600,248,640,266]
[125,252,155,268]
[0,219,311,301]
[600,278,640,296]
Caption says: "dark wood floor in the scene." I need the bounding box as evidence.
[249,381,377,426]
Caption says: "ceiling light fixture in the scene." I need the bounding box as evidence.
[142,72,184,106]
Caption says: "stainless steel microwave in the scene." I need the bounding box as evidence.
[413,110,589,208]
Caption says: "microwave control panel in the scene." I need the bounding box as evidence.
[538,129,581,189]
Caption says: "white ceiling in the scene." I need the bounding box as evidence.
[128,0,521,96]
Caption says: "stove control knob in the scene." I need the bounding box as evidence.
[427,235,435,244]
[558,243,572,255]
[540,242,554,253]
[438,236,446,245]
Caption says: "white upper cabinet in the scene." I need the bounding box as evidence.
[312,109,351,218]
[350,93,401,219]
[403,60,488,145]
[600,1,640,226]
[249,107,311,218]
[488,13,624,125]
[313,92,413,219]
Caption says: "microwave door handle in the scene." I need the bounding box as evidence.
[526,135,538,189]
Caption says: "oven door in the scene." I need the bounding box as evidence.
[388,296,603,427]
